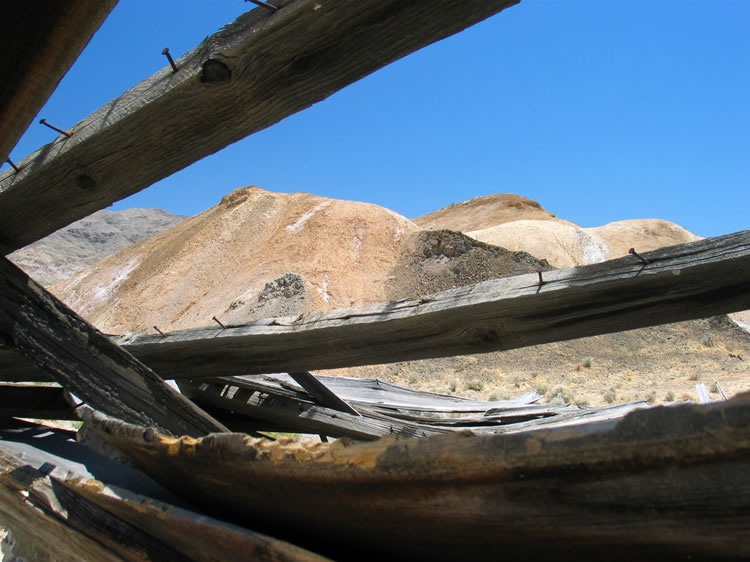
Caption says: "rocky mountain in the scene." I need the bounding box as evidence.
[8,208,186,286]
[48,186,749,407]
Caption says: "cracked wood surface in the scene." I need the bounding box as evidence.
[0,0,519,254]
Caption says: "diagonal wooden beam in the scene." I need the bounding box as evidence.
[111,230,750,379]
[0,256,226,437]
[0,1,117,163]
[0,0,520,254]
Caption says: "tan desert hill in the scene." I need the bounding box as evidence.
[413,193,566,232]
[466,218,701,269]
[53,186,421,334]
[52,187,749,408]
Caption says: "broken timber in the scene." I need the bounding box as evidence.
[0,255,226,437]
[61,230,749,380]
[0,0,519,254]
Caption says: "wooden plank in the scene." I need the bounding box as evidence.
[179,379,450,440]
[96,230,750,380]
[0,431,329,561]
[0,1,117,162]
[0,384,76,420]
[0,0,519,254]
[90,394,750,560]
[287,371,360,416]
[0,256,226,437]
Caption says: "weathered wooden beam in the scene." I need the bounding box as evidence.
[0,256,226,436]
[104,230,750,380]
[0,0,519,254]
[90,394,750,560]
[287,371,360,416]
[0,1,117,163]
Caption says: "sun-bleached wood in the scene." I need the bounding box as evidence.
[0,0,518,254]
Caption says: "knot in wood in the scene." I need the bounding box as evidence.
[200,59,232,84]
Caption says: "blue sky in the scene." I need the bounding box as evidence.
[5,0,748,238]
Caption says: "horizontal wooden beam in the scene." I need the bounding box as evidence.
[0,1,117,162]
[0,256,226,436]
[107,230,750,379]
[0,0,519,254]
[0,385,76,421]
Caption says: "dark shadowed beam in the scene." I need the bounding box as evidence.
[0,0,519,254]
[116,231,750,379]
[0,1,117,164]
[0,256,226,437]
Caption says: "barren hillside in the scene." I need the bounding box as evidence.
[51,187,749,408]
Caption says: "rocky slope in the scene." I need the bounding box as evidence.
[8,208,185,286]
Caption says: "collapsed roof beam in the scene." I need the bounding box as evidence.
[0,0,519,255]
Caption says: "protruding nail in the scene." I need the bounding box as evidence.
[39,118,72,138]
[628,247,650,265]
[537,270,544,286]
[212,316,226,330]
[5,159,20,173]
[245,0,279,12]
[153,326,167,338]
[162,47,178,72]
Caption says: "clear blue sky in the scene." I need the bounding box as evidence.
[5,0,748,238]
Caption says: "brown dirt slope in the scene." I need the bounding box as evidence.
[413,194,563,232]
[53,186,419,334]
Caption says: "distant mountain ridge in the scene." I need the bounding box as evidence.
[9,208,186,286]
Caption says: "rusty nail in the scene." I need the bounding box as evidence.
[5,158,20,173]
[244,0,279,12]
[537,270,544,286]
[39,118,72,138]
[212,316,226,330]
[628,247,650,265]
[162,47,178,72]
[153,326,167,338]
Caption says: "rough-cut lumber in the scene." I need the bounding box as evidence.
[0,428,328,561]
[91,394,750,560]
[0,256,226,437]
[0,0,519,254]
[97,230,750,379]
[0,1,117,162]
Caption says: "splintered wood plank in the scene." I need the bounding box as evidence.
[0,437,328,561]
[0,0,519,254]
[91,395,750,560]
[105,230,750,379]
[179,379,449,440]
[0,256,226,437]
[0,1,117,161]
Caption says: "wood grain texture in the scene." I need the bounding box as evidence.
[91,394,750,560]
[0,439,328,561]
[0,0,519,254]
[0,1,117,162]
[105,230,750,379]
[0,256,226,437]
